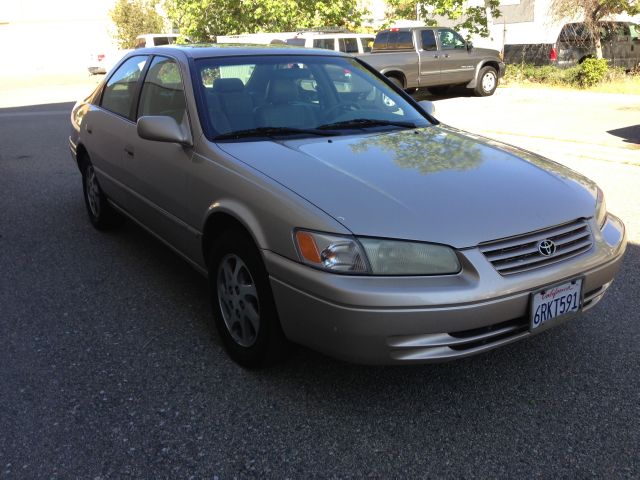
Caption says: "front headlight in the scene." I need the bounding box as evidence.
[596,187,607,229]
[294,230,460,275]
[359,238,460,275]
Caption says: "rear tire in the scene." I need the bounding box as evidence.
[387,76,403,89]
[81,158,123,230]
[208,229,289,368]
[474,66,498,97]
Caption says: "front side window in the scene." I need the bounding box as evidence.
[100,55,148,119]
[195,55,431,140]
[138,56,187,124]
[438,29,466,50]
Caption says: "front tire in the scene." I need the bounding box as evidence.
[81,159,122,230]
[208,229,289,368]
[474,66,498,97]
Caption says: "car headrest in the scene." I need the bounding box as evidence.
[212,78,245,93]
[267,77,297,104]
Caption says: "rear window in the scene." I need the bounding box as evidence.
[373,30,414,50]
[373,31,389,50]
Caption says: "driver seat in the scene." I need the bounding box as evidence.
[255,77,316,128]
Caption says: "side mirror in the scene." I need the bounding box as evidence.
[137,115,192,146]
[467,40,474,51]
[418,100,436,117]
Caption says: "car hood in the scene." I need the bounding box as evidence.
[218,125,597,248]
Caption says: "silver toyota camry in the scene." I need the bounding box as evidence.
[69,45,627,367]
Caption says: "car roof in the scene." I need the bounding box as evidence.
[132,44,349,59]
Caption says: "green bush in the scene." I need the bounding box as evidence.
[576,58,609,87]
[505,59,616,89]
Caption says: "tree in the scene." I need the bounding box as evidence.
[110,0,165,49]
[386,0,501,38]
[550,0,640,58]
[164,0,366,42]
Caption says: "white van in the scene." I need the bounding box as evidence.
[133,34,190,49]
[285,33,375,54]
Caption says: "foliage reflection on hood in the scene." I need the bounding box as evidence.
[349,126,483,175]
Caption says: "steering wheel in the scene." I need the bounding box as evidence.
[323,102,361,120]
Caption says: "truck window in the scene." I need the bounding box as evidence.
[630,24,639,41]
[438,29,466,50]
[420,30,437,51]
[389,31,413,49]
[374,31,389,50]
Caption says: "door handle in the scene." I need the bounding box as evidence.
[124,146,134,157]
[86,125,93,134]
[444,54,449,58]
[433,54,439,58]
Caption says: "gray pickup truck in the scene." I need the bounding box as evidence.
[357,27,505,96]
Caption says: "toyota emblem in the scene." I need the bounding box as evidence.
[538,239,556,256]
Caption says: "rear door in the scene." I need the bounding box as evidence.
[436,28,475,84]
[84,55,149,206]
[417,29,441,86]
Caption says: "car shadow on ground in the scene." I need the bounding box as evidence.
[607,125,640,145]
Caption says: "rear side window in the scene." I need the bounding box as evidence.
[421,30,437,51]
[100,56,148,119]
[339,38,359,53]
[138,56,187,124]
[313,38,335,50]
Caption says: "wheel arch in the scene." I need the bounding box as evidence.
[383,70,406,88]
[75,143,90,174]
[201,203,268,269]
[467,60,500,89]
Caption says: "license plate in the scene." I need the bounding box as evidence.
[531,279,582,331]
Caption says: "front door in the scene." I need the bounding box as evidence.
[435,29,475,85]
[125,55,199,259]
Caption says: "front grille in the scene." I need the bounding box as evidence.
[479,219,593,275]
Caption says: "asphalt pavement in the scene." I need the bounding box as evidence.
[0,98,639,479]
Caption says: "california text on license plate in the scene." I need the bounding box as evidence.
[531,279,582,331]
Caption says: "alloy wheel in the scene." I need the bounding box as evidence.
[216,253,261,347]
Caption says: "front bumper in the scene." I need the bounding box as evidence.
[265,215,626,364]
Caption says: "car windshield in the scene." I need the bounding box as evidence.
[195,55,431,141]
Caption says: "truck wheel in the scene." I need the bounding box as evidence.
[387,76,403,89]
[474,66,498,96]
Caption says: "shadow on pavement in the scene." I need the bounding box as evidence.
[607,125,640,145]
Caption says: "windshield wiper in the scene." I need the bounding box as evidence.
[215,126,333,140]
[317,118,417,130]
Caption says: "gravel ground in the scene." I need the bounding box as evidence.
[0,85,638,479]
